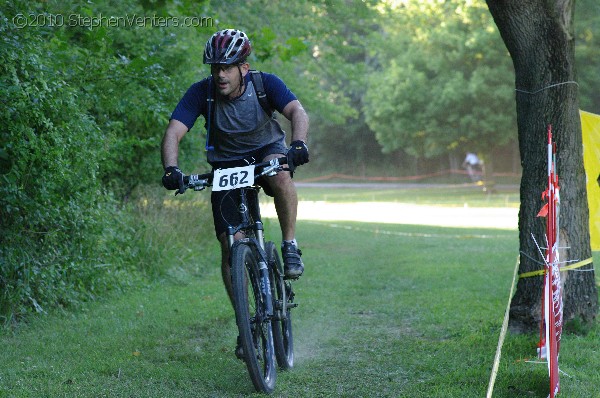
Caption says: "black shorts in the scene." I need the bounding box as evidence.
[210,142,287,239]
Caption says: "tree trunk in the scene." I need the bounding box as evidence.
[486,0,597,333]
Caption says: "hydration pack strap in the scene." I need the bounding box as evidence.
[249,70,273,117]
[205,77,215,151]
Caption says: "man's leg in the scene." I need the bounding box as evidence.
[270,176,297,241]
[218,234,235,309]
[263,154,304,278]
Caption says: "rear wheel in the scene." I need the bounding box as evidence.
[231,242,277,393]
[266,242,294,369]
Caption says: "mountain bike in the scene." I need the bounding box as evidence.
[181,156,297,394]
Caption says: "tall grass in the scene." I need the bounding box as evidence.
[130,187,218,281]
[0,185,217,328]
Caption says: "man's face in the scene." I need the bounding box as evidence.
[211,63,249,99]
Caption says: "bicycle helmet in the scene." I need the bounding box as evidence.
[203,29,252,64]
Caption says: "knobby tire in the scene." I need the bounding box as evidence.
[266,242,294,369]
[231,242,277,393]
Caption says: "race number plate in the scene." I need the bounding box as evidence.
[212,166,254,191]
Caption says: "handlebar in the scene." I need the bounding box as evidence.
[180,156,290,193]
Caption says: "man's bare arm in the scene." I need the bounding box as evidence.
[281,100,309,144]
[161,119,189,168]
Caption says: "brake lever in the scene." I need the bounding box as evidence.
[286,153,296,178]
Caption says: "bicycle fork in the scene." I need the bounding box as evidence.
[227,221,274,320]
[254,221,274,319]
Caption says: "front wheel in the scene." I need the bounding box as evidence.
[266,242,294,369]
[231,242,277,393]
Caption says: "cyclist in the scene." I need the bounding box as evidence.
[161,29,309,307]
[462,152,483,182]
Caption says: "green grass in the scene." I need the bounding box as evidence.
[1,186,598,397]
[294,185,520,208]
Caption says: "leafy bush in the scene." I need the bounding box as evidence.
[0,5,132,325]
[0,0,211,326]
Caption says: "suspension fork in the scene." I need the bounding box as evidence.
[227,226,273,318]
[254,221,273,317]
[226,226,235,249]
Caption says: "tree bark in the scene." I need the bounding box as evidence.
[486,0,597,333]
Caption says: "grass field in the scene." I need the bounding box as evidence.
[294,183,520,208]
[1,186,598,397]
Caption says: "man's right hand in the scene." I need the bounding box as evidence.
[162,166,184,191]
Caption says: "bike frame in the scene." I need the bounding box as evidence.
[226,185,274,319]
[225,186,265,249]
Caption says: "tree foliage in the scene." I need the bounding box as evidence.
[364,1,516,161]
[206,0,382,171]
[1,1,125,322]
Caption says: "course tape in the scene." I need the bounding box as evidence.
[486,256,520,398]
[518,257,594,279]
[297,169,520,183]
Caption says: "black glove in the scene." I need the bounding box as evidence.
[162,166,184,191]
[287,140,309,167]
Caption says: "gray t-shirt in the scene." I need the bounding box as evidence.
[212,81,286,161]
[170,72,297,164]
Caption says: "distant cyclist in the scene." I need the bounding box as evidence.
[462,152,483,182]
[161,29,310,307]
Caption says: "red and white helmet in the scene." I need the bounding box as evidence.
[203,29,252,65]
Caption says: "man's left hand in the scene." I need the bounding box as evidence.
[288,140,309,167]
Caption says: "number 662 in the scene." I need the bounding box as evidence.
[219,171,249,188]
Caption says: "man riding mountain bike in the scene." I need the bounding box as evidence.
[160,28,309,315]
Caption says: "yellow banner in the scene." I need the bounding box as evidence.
[581,110,600,251]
